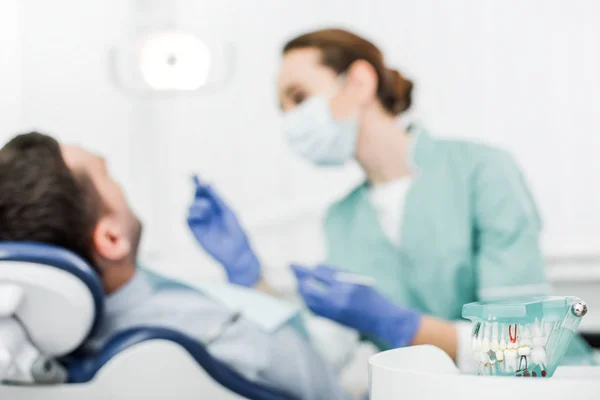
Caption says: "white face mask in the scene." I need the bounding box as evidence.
[282,95,359,166]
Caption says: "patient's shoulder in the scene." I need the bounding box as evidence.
[145,285,234,321]
[133,269,232,320]
[135,288,240,345]
[86,271,237,353]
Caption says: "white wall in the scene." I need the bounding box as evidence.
[16,0,135,199]
[0,0,21,136]
[0,0,162,257]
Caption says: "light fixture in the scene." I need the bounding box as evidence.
[138,31,211,91]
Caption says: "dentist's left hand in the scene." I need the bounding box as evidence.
[187,175,261,287]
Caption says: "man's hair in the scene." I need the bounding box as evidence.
[0,132,102,269]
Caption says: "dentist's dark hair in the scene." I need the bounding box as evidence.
[0,132,102,271]
[283,28,413,115]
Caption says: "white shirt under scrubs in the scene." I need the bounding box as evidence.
[368,178,476,373]
[84,270,346,400]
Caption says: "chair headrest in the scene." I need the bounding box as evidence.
[0,242,105,335]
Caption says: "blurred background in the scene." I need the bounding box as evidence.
[1,0,599,336]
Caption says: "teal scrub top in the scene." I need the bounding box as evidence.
[324,127,595,362]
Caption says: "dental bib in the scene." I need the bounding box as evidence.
[462,296,588,377]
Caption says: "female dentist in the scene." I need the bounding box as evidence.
[188,28,594,369]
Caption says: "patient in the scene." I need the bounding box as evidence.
[0,132,345,400]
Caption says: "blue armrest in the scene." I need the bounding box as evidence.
[65,327,298,400]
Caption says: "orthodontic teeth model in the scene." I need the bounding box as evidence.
[490,322,499,352]
[463,297,588,378]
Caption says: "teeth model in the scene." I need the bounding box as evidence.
[518,346,530,356]
[520,325,533,347]
[499,333,507,351]
[495,350,504,362]
[490,322,499,352]
[508,324,519,349]
[479,352,491,367]
[472,336,480,352]
[504,349,518,373]
[472,322,550,376]
[518,355,529,372]
[480,322,491,352]
[472,323,482,351]
[481,337,491,353]
[464,297,587,378]
[531,346,547,365]
[533,336,546,347]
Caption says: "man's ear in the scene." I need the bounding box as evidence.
[93,216,131,262]
[343,59,378,104]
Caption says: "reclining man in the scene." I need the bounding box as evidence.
[0,132,346,400]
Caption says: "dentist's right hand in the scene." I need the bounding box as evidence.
[187,175,261,287]
[291,264,423,349]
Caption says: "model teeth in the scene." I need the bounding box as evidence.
[504,349,518,372]
[518,346,530,356]
[481,338,491,353]
[531,347,547,365]
[490,323,499,351]
[471,321,551,377]
[472,336,480,352]
[490,339,499,352]
[532,319,542,337]
[495,350,504,362]
[479,352,491,366]
[520,326,533,347]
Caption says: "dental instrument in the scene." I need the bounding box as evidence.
[334,272,375,287]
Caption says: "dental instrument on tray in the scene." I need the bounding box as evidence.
[334,272,375,287]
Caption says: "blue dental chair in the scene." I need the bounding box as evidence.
[0,242,295,400]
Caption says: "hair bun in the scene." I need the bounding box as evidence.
[383,68,414,115]
[283,29,414,116]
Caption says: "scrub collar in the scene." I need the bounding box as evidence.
[406,123,421,171]
[406,124,436,171]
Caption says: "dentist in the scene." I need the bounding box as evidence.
[188,28,595,369]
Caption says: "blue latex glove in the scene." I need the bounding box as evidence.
[291,264,422,348]
[187,175,261,287]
